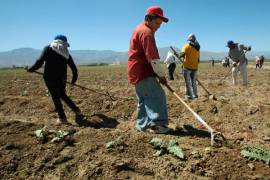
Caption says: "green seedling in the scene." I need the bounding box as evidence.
[241,146,270,164]
[149,138,185,160]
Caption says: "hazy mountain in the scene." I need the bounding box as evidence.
[0,47,269,67]
[0,48,41,67]
[0,48,127,67]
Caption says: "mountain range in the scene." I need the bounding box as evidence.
[0,47,269,67]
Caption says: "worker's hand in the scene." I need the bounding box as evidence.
[158,76,167,85]
[25,66,34,73]
[232,63,237,67]
[247,46,252,51]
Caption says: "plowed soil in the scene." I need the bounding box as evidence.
[0,64,269,179]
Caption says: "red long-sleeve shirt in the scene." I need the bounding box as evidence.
[127,22,160,85]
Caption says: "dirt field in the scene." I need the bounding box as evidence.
[0,63,269,179]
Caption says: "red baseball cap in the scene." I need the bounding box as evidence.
[146,6,169,23]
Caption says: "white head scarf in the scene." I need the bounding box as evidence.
[50,40,70,59]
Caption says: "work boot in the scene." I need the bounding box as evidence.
[185,96,193,101]
[56,117,69,125]
[74,109,83,116]
[149,125,172,134]
[74,109,87,126]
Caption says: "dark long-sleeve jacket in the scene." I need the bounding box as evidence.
[28,45,78,83]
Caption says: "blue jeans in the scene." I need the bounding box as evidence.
[135,77,168,131]
[183,68,198,99]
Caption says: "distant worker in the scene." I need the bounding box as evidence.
[260,56,264,69]
[164,50,177,80]
[211,58,215,67]
[226,40,251,86]
[27,35,82,125]
[224,57,230,67]
[127,6,172,134]
[259,55,265,68]
[178,33,200,100]
[255,56,260,69]
[221,57,230,68]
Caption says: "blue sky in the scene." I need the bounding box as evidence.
[1,0,269,52]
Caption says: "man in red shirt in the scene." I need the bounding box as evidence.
[127,6,171,134]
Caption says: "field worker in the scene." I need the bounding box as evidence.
[225,57,230,67]
[259,55,265,68]
[164,50,177,80]
[211,59,215,67]
[255,56,260,69]
[221,57,230,68]
[178,33,200,100]
[127,6,172,134]
[226,40,251,86]
[27,35,82,125]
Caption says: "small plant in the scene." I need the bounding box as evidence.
[35,126,48,143]
[241,146,270,164]
[106,136,125,149]
[35,127,71,143]
[149,138,185,160]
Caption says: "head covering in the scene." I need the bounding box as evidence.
[146,6,169,23]
[188,33,196,42]
[50,34,70,59]
[226,40,235,47]
[54,34,67,42]
[54,34,69,47]
[187,33,200,51]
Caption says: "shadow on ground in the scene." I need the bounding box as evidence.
[170,124,211,138]
[75,113,119,129]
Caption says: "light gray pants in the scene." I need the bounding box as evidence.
[232,63,247,86]
[183,68,198,99]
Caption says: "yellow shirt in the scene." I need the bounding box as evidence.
[181,43,200,70]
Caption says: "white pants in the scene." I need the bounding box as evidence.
[232,63,247,85]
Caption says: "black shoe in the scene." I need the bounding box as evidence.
[149,125,172,134]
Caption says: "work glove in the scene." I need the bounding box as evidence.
[27,69,34,73]
[25,66,34,73]
[247,46,252,51]
[158,76,167,85]
[232,62,237,67]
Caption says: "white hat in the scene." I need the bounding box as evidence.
[188,33,196,41]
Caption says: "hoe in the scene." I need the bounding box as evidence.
[164,83,225,147]
[30,70,116,101]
